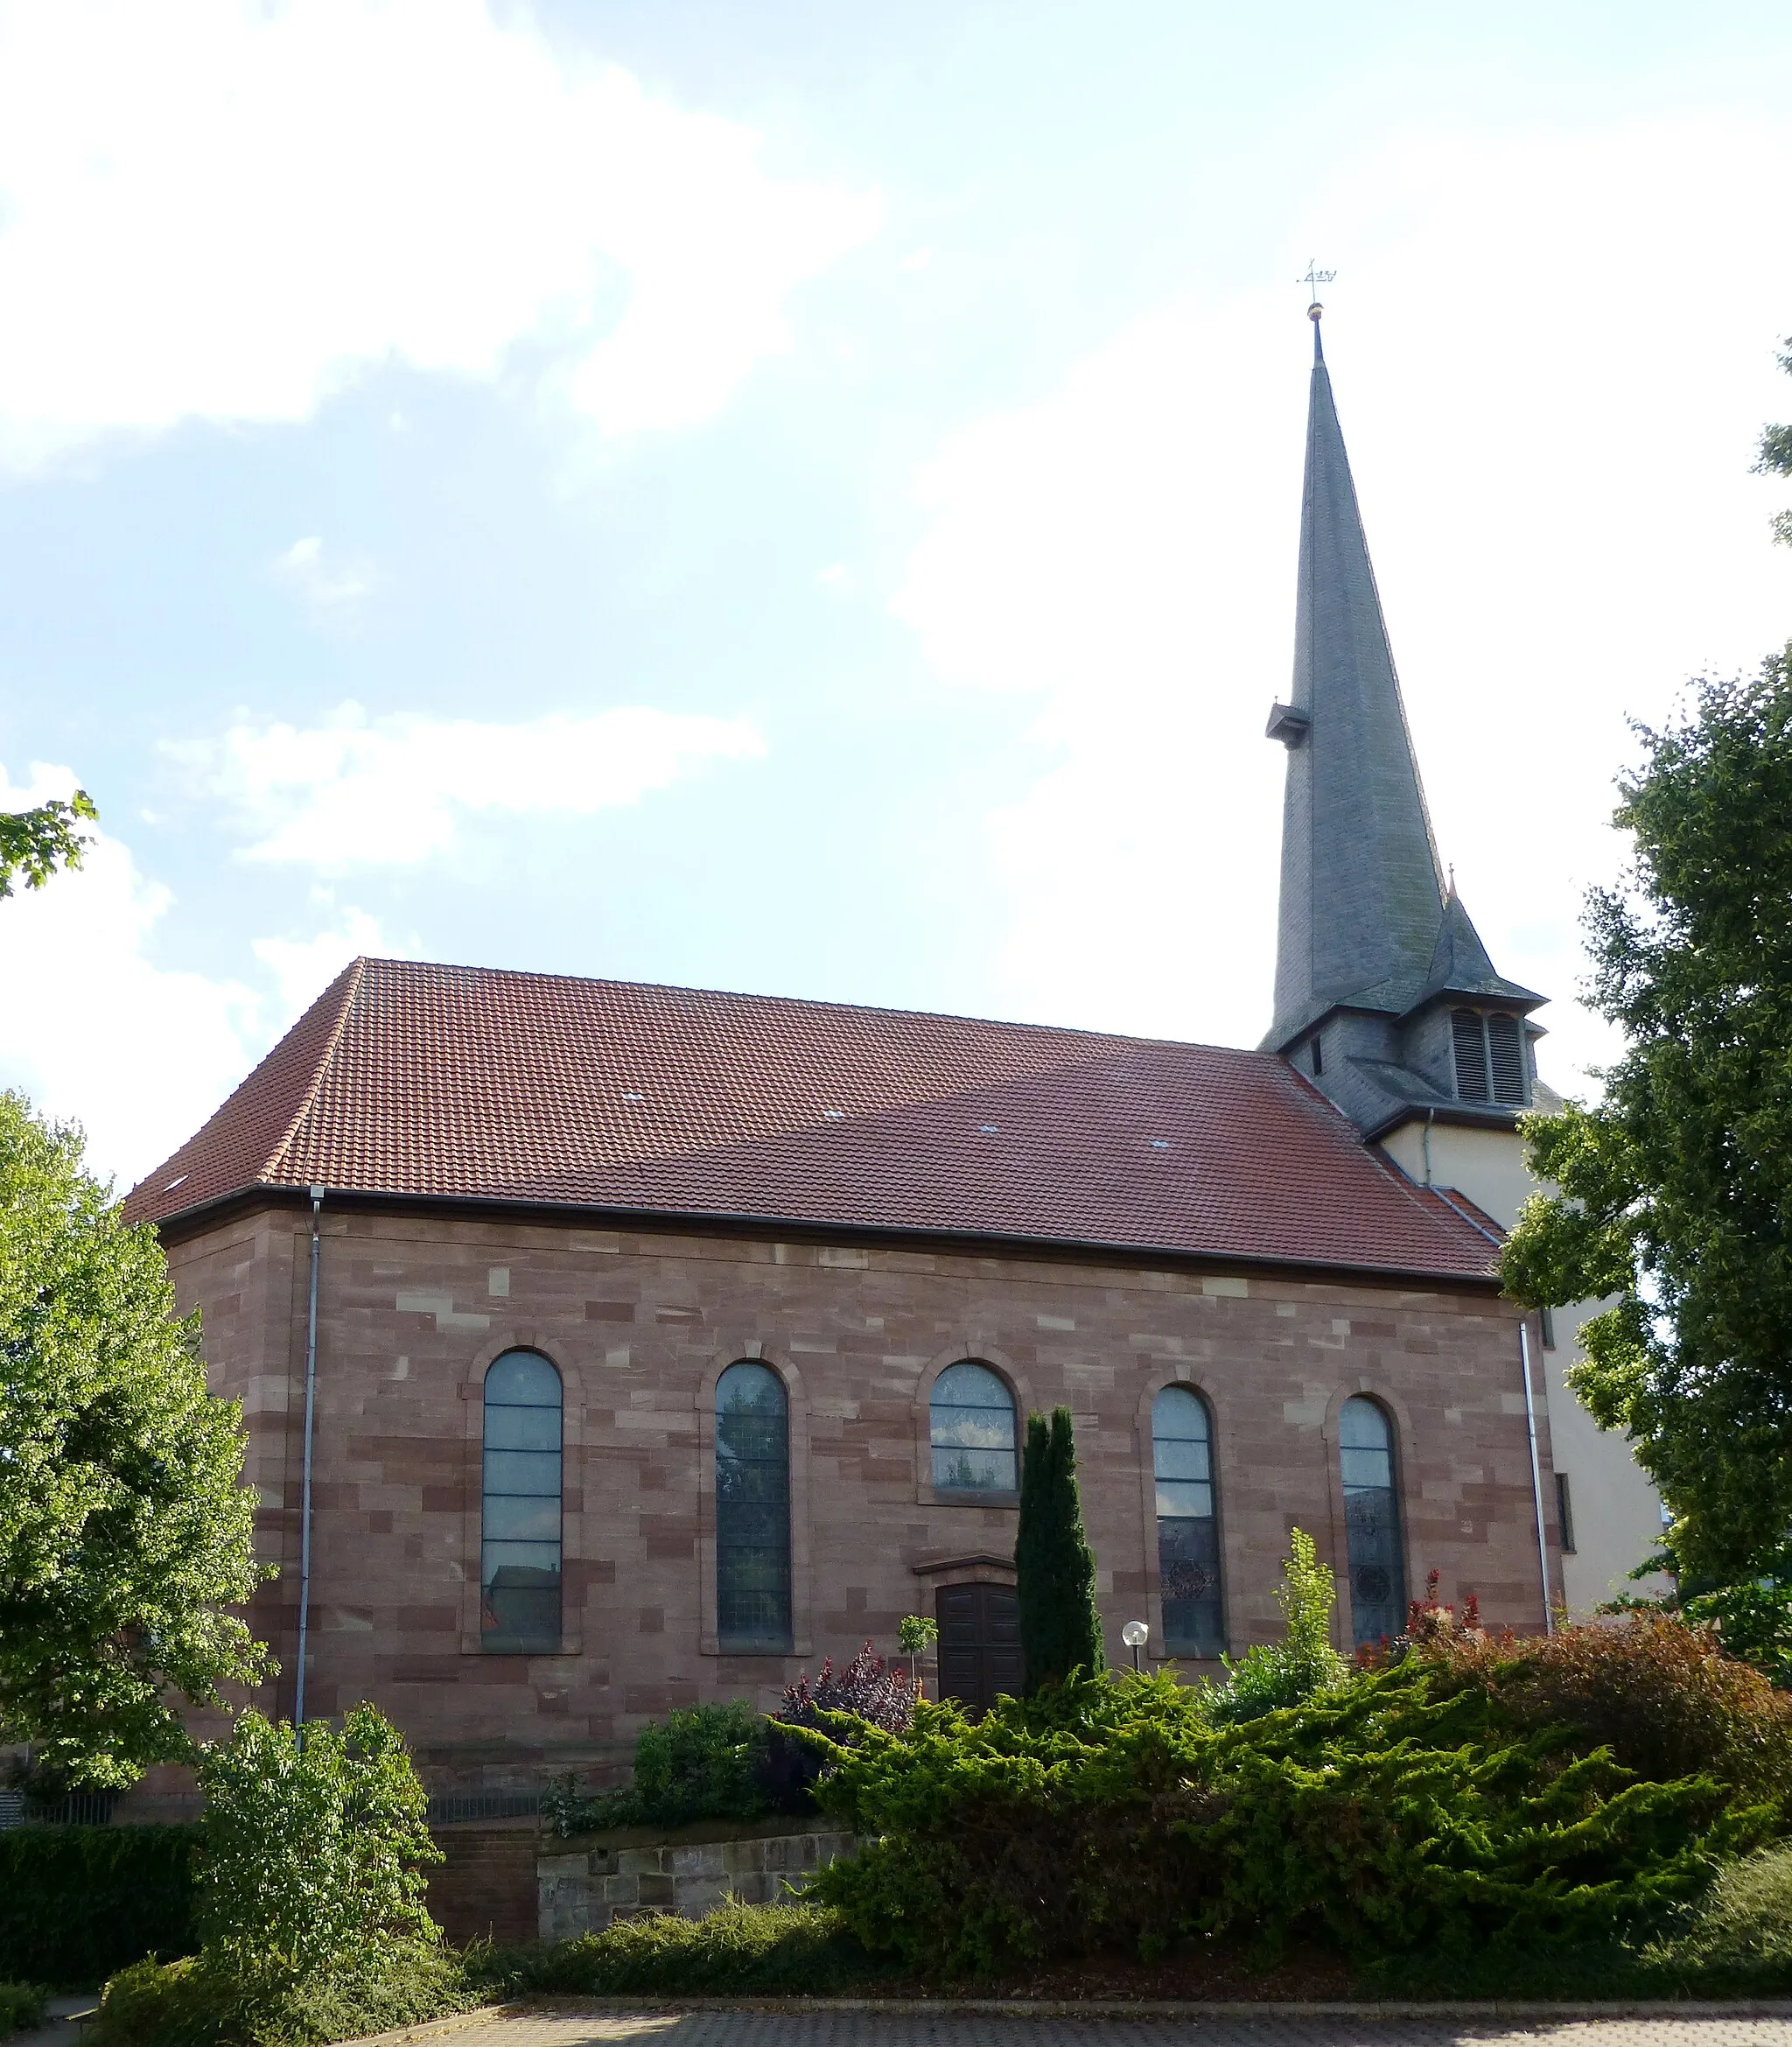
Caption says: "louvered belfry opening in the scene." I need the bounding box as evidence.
[1452,1008,1528,1107]
[1451,1009,1489,1101]
[1487,1013,1527,1104]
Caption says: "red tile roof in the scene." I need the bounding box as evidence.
[124,957,1502,1280]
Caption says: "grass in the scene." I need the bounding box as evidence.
[0,1985,47,2042]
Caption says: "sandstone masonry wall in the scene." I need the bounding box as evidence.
[162,1201,1558,1788]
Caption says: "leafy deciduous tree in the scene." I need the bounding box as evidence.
[0,790,97,900]
[194,1705,439,1983]
[0,1090,268,1784]
[1756,336,1792,547]
[1502,649,1792,1585]
[1014,1406,1104,1692]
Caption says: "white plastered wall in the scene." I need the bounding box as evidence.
[1378,1118,1668,1615]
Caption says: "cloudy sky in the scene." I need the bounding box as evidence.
[2,0,1789,1188]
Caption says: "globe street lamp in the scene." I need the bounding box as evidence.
[1122,1619,1150,1673]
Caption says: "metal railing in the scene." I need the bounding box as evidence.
[0,1789,122,1827]
[424,1789,543,1826]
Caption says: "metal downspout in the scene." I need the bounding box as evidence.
[295,1187,325,1735]
[1519,1318,1554,1634]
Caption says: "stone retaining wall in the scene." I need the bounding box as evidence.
[538,1826,855,1939]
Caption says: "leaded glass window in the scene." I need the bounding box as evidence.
[481,1349,562,1653]
[1152,1386,1224,1656]
[716,1361,792,1651]
[929,1361,1018,1493]
[1340,1396,1404,1648]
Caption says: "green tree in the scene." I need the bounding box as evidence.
[1014,1406,1104,1692]
[0,790,97,900]
[194,1705,440,1984]
[1502,649,1792,1585]
[0,1091,269,1784]
[1756,336,1792,547]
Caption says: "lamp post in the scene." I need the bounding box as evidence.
[1122,1618,1150,1674]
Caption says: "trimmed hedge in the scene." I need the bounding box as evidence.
[0,1826,199,1987]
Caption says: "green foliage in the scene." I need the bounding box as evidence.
[632,1700,769,1826]
[807,1616,1788,1978]
[543,1700,772,1836]
[1014,1406,1103,1694]
[1210,1529,1349,1724]
[897,1615,937,1658]
[487,1901,881,1998]
[1682,1577,1792,1693]
[88,1942,475,2047]
[1755,338,1792,547]
[0,1984,47,2040]
[0,1825,198,1988]
[1500,649,1792,1584]
[0,1092,269,1787]
[0,791,95,902]
[193,1707,440,1986]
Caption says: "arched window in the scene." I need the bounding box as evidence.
[1152,1386,1223,1656]
[1340,1396,1404,1647]
[929,1361,1018,1493]
[481,1349,563,1653]
[716,1362,792,1651]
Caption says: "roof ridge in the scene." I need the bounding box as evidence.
[342,954,1256,1062]
[262,957,367,1188]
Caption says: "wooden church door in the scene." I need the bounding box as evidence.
[935,1581,1023,1713]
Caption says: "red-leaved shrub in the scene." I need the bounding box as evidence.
[761,1644,915,1811]
[1425,1610,1792,1794]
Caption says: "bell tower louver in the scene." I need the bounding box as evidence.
[1263,304,1544,1138]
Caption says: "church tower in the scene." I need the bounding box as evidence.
[1264,300,1544,1142]
[1263,300,1667,1615]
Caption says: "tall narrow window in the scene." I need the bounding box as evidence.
[1340,1396,1404,1647]
[1539,1305,1557,1351]
[481,1349,562,1653]
[716,1362,791,1651]
[1152,1386,1224,1656]
[929,1361,1018,1493]
[1555,1471,1577,1554]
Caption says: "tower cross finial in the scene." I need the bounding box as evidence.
[1298,262,1335,361]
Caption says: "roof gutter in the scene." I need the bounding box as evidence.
[146,1181,1506,1292]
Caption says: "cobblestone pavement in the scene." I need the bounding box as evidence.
[393,2006,1792,2047]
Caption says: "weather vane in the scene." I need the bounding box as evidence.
[1298,259,1336,302]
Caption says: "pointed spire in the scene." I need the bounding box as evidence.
[1264,312,1449,1049]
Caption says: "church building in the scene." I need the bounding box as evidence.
[127,307,1639,1794]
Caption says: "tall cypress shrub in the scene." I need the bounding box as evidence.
[1014,1406,1104,1693]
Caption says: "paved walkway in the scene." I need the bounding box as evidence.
[379,2006,1792,2047]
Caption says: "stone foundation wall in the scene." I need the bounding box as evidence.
[539,1826,855,1938]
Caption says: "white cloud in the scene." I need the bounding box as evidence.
[275,536,380,617]
[0,0,883,469]
[252,905,388,1016]
[0,761,251,1185]
[895,117,1792,1094]
[0,763,406,1185]
[172,700,767,867]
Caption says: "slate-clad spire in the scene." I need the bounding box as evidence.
[1264,307,1448,1050]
